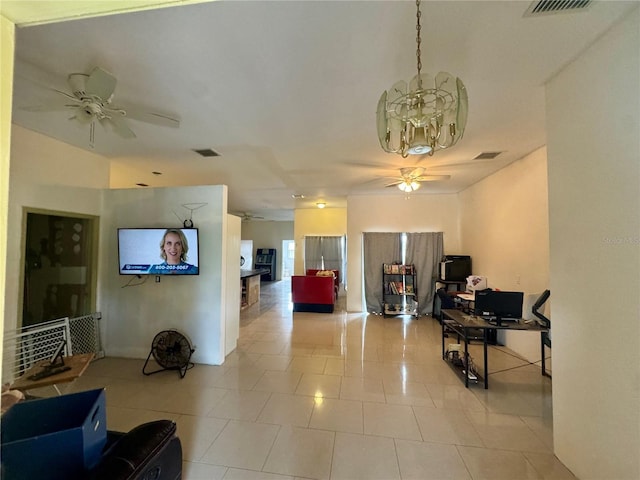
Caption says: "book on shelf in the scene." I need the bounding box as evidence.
[391,264,399,274]
[405,285,414,294]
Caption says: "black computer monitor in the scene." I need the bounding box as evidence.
[474,290,524,326]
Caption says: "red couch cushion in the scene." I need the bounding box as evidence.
[291,275,336,305]
[306,269,339,295]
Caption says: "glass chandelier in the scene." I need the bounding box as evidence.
[377,0,468,158]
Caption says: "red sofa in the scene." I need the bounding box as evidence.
[291,275,336,313]
[305,269,340,296]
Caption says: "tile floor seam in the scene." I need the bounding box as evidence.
[257,423,283,476]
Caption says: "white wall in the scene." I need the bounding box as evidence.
[240,220,294,280]
[100,185,229,365]
[5,127,109,333]
[7,126,238,366]
[546,7,639,479]
[225,214,241,356]
[0,15,14,367]
[459,147,549,360]
[346,194,460,312]
[293,208,347,276]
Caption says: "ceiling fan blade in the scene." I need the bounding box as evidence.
[344,161,391,170]
[384,180,403,188]
[399,166,425,178]
[67,73,89,97]
[85,67,117,101]
[100,116,136,139]
[22,102,78,113]
[118,107,180,128]
[51,87,82,102]
[416,175,451,181]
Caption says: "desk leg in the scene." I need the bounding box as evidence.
[483,332,489,389]
[464,330,469,389]
[441,321,445,359]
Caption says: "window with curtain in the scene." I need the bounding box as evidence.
[304,236,346,283]
[362,231,443,315]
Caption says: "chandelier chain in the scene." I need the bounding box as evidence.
[415,0,422,78]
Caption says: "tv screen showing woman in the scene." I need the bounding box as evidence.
[118,228,199,275]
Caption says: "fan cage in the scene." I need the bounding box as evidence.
[143,329,195,378]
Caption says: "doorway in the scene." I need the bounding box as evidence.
[22,210,97,327]
[281,240,294,278]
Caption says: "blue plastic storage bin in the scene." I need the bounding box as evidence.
[1,388,107,480]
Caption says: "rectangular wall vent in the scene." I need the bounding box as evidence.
[193,148,220,157]
[474,151,502,160]
[525,0,592,17]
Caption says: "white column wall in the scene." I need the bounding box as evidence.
[100,185,228,365]
[546,7,640,479]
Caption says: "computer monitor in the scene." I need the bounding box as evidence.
[474,290,524,326]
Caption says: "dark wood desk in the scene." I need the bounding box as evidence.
[10,353,95,393]
[441,309,548,389]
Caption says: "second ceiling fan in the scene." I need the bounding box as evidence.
[385,166,450,192]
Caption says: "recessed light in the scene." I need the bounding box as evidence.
[292,194,305,199]
[152,171,162,176]
[136,183,149,187]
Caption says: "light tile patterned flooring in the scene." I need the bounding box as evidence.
[60,279,575,479]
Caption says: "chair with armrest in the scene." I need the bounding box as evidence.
[89,420,182,480]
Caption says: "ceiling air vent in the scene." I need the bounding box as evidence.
[474,151,502,160]
[193,148,220,157]
[524,0,592,17]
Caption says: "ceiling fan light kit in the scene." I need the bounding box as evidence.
[398,180,421,193]
[377,0,468,158]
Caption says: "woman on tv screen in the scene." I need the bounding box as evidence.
[148,229,198,275]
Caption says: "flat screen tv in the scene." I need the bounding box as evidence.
[439,255,472,281]
[118,228,199,275]
[474,289,523,325]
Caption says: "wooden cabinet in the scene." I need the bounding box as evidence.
[382,264,418,318]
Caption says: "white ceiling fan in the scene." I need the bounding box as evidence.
[21,66,180,148]
[384,167,450,192]
[348,161,451,191]
[237,212,265,222]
